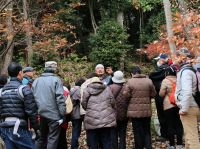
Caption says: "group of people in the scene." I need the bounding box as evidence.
[0,47,200,149]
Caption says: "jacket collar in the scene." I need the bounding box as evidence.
[180,62,192,69]
[41,72,56,77]
[132,74,146,78]
[10,77,22,83]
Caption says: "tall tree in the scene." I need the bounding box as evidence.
[23,0,33,66]
[163,0,176,55]
[88,0,98,34]
[1,0,14,74]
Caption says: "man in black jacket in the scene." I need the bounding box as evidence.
[149,54,169,139]
[0,62,40,149]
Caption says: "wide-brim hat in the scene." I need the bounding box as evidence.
[112,71,125,83]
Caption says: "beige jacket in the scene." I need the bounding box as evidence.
[159,76,176,110]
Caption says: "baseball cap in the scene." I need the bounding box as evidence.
[45,61,57,69]
[154,53,168,60]
[23,67,35,73]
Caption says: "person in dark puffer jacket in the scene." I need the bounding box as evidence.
[82,77,116,149]
[109,70,128,149]
[0,62,40,149]
[123,66,156,149]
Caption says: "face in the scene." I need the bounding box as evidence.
[25,71,34,77]
[106,67,113,75]
[95,67,105,76]
[18,71,23,80]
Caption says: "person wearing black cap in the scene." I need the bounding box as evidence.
[22,67,35,88]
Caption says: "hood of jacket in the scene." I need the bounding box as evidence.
[87,82,106,95]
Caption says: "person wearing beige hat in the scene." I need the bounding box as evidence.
[109,71,128,149]
[32,61,66,149]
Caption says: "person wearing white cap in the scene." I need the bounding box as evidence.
[32,61,66,149]
[95,64,112,85]
[109,71,128,149]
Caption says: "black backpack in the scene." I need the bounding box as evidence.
[180,67,200,107]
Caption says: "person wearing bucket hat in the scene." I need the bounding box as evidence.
[175,48,200,148]
[32,61,66,149]
[22,67,35,88]
[123,66,156,149]
[109,71,128,149]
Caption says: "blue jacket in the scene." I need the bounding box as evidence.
[32,72,66,120]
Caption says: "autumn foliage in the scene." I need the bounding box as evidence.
[144,10,200,58]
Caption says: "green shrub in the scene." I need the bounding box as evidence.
[89,20,131,69]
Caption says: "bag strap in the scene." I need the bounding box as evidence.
[0,88,2,98]
[180,67,199,90]
[17,85,27,101]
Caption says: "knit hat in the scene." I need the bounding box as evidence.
[112,71,125,83]
[45,61,57,70]
[95,64,104,69]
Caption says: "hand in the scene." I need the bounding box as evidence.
[179,111,187,116]
[35,129,41,140]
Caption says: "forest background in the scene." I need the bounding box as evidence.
[0,0,199,83]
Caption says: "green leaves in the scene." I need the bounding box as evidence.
[89,20,131,69]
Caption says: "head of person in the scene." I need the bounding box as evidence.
[95,64,105,77]
[23,67,35,78]
[131,66,141,76]
[0,74,8,87]
[112,71,125,84]
[154,53,169,67]
[44,61,57,73]
[75,78,86,86]
[87,72,97,79]
[105,65,113,75]
[8,62,23,80]
[175,47,193,65]
[165,66,177,77]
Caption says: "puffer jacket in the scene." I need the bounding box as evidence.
[159,76,176,110]
[0,77,39,130]
[175,64,198,113]
[82,82,116,130]
[32,72,66,121]
[109,83,128,121]
[123,74,156,118]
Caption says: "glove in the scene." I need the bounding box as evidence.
[35,129,41,140]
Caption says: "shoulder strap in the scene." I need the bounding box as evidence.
[17,85,27,101]
[0,88,2,98]
[180,67,196,78]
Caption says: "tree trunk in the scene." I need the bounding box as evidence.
[23,0,33,66]
[1,0,14,74]
[177,0,191,40]
[88,0,97,34]
[163,0,176,55]
[117,11,124,27]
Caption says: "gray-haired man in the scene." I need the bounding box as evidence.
[32,61,66,149]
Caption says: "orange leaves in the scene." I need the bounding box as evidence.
[145,10,200,58]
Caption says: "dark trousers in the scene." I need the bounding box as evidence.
[155,94,168,138]
[57,127,67,149]
[132,117,152,149]
[111,120,128,149]
[0,127,35,149]
[86,128,112,149]
[71,117,84,149]
[164,107,183,146]
[37,116,61,149]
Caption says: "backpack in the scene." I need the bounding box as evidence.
[180,67,200,107]
[166,78,177,105]
[0,85,26,101]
